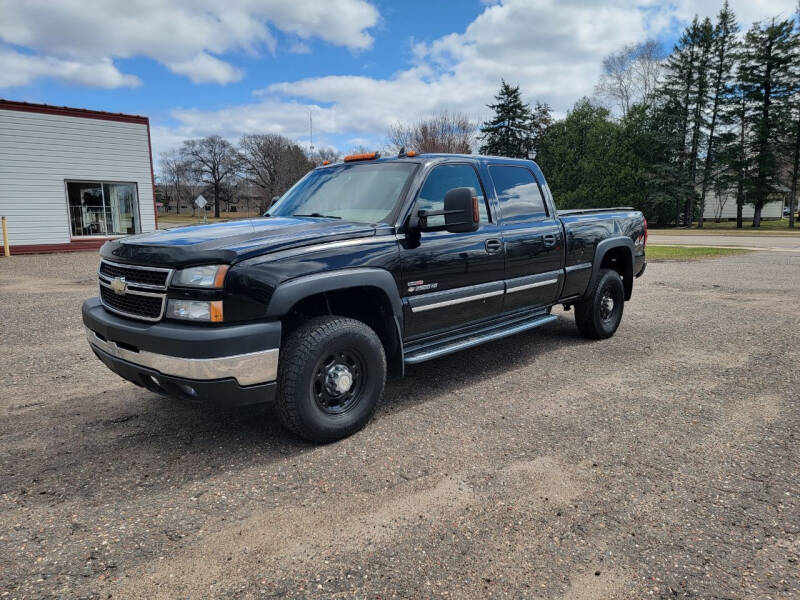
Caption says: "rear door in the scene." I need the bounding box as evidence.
[400,162,505,339]
[488,164,564,313]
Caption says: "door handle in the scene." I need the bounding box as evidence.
[543,234,557,247]
[485,238,502,254]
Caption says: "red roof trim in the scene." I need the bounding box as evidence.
[1,239,113,256]
[0,99,149,125]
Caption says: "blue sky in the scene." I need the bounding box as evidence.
[1,0,795,162]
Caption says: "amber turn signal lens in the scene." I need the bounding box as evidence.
[212,265,229,288]
[209,300,224,323]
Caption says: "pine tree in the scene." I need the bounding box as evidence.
[784,9,800,229]
[479,80,535,158]
[529,101,553,159]
[738,18,799,226]
[698,1,739,228]
[787,96,800,228]
[659,17,703,225]
[717,82,749,228]
[685,17,715,225]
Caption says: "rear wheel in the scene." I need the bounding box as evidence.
[276,316,386,442]
[574,268,624,339]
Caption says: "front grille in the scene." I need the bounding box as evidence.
[100,284,164,321]
[99,260,170,288]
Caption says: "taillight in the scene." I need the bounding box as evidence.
[643,218,648,248]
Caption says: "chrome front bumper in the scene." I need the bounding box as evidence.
[85,327,279,386]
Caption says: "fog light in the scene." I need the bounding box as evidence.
[178,384,198,397]
[150,375,161,387]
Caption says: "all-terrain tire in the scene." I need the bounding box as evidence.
[276,316,386,442]
[574,268,625,340]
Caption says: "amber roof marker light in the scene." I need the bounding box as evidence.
[343,152,380,162]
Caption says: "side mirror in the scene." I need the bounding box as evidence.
[416,187,480,233]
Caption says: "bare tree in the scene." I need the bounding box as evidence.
[595,40,665,117]
[632,40,666,105]
[239,134,314,210]
[159,149,192,215]
[347,144,372,155]
[387,111,477,154]
[180,136,241,218]
[309,146,341,166]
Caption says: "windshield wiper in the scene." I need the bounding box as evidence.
[292,213,342,219]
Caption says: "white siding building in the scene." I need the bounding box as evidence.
[0,100,156,254]
[702,188,784,221]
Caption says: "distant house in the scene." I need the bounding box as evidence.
[0,99,157,254]
[702,187,786,221]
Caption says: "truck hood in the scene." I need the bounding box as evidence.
[100,217,379,268]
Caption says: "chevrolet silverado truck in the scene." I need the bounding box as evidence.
[83,152,647,442]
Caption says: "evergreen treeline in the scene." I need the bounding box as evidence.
[479,2,800,228]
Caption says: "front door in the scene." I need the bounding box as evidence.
[487,164,564,313]
[400,162,505,339]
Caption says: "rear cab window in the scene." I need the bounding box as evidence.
[416,163,491,228]
[489,165,548,223]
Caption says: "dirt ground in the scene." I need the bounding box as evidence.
[1,250,799,599]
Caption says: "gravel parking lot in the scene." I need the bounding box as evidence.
[1,250,799,599]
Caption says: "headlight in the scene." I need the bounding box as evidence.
[172,265,229,288]
[167,299,224,322]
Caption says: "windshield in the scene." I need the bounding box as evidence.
[268,162,417,224]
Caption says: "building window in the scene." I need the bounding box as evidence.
[67,181,139,237]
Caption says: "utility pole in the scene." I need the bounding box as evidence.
[309,110,315,153]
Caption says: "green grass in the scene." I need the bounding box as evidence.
[646,245,753,261]
[651,218,800,235]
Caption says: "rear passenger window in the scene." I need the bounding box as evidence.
[489,166,547,223]
[416,164,489,227]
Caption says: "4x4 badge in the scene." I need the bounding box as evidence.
[407,280,438,293]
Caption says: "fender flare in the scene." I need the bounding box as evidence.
[265,268,404,326]
[585,237,635,300]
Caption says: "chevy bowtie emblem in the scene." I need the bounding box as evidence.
[110,277,128,295]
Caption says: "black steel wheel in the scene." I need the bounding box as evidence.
[276,316,386,442]
[312,347,366,415]
[574,268,625,339]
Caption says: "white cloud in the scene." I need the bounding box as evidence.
[0,49,140,88]
[670,0,795,28]
[167,53,244,85]
[0,0,379,87]
[154,0,797,150]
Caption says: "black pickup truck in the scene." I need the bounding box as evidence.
[83,152,646,441]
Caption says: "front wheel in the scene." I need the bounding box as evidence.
[276,316,386,442]
[574,268,625,339]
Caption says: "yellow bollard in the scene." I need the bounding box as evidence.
[1,216,9,257]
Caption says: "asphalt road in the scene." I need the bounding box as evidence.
[1,251,799,599]
[649,231,800,252]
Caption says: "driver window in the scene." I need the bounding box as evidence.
[416,164,489,228]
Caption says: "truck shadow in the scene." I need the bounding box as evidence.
[1,317,589,508]
[385,316,585,409]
